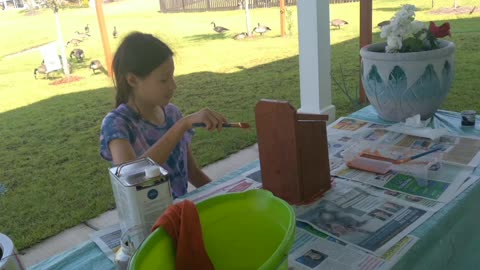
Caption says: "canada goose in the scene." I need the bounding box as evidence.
[330,19,349,29]
[253,23,271,35]
[66,38,82,46]
[90,60,104,74]
[85,24,90,34]
[74,31,90,40]
[70,49,85,61]
[233,32,248,40]
[33,64,47,79]
[211,22,229,34]
[377,20,390,28]
[113,26,118,39]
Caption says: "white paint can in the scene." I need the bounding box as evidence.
[109,158,173,249]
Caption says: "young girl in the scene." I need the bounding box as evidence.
[100,32,227,198]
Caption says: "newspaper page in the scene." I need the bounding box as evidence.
[176,175,261,203]
[336,177,446,212]
[295,179,432,256]
[288,221,418,270]
[89,224,121,262]
[328,117,480,168]
[327,117,478,203]
[242,163,448,212]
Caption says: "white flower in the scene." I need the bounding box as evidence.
[411,20,427,34]
[402,4,416,15]
[380,4,431,53]
[386,36,402,53]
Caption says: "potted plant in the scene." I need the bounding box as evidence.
[360,4,454,122]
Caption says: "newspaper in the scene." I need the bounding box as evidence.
[295,179,432,256]
[176,175,262,203]
[327,117,479,203]
[89,224,121,262]
[328,117,480,168]
[288,221,418,270]
[90,172,427,268]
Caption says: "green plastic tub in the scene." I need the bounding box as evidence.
[129,189,296,270]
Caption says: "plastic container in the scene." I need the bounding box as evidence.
[128,189,296,270]
[343,142,444,178]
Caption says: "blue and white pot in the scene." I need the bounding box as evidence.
[360,40,455,122]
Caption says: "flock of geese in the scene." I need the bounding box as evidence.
[211,21,272,40]
[212,18,354,40]
[34,24,109,79]
[34,17,379,78]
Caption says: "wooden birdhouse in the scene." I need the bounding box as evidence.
[255,99,331,205]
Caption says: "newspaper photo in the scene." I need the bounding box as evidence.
[295,180,432,256]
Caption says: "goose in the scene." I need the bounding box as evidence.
[70,49,85,61]
[33,64,47,79]
[377,20,390,28]
[74,31,90,40]
[90,60,104,74]
[330,19,348,29]
[233,32,248,40]
[211,22,229,34]
[85,24,90,34]
[66,38,82,46]
[113,26,118,39]
[253,23,271,35]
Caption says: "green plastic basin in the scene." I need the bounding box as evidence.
[129,189,296,270]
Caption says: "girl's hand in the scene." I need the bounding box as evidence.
[185,108,227,131]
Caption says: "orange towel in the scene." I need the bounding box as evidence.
[151,200,214,270]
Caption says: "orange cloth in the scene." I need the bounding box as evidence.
[151,200,214,270]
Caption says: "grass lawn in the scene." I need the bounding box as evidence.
[0,0,479,250]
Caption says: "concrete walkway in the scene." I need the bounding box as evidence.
[19,144,259,268]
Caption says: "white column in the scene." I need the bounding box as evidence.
[297,0,335,123]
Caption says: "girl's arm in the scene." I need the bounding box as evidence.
[187,146,212,188]
[109,108,227,166]
[109,117,190,165]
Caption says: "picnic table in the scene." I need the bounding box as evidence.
[29,106,480,270]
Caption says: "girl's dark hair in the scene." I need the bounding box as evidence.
[112,32,174,107]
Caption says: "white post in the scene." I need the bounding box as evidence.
[54,10,70,77]
[245,0,251,35]
[297,0,335,122]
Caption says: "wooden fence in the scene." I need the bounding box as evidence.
[159,0,358,13]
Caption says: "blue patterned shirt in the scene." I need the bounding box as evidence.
[100,104,194,198]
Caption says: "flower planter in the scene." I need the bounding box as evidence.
[360,40,455,122]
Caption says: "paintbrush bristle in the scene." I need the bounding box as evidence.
[238,122,250,128]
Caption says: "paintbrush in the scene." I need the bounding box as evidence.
[347,147,443,174]
[192,122,251,128]
[360,147,443,164]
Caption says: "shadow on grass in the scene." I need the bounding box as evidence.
[183,33,230,42]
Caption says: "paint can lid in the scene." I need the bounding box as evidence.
[145,166,161,178]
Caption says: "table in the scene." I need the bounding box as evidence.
[29,106,480,270]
